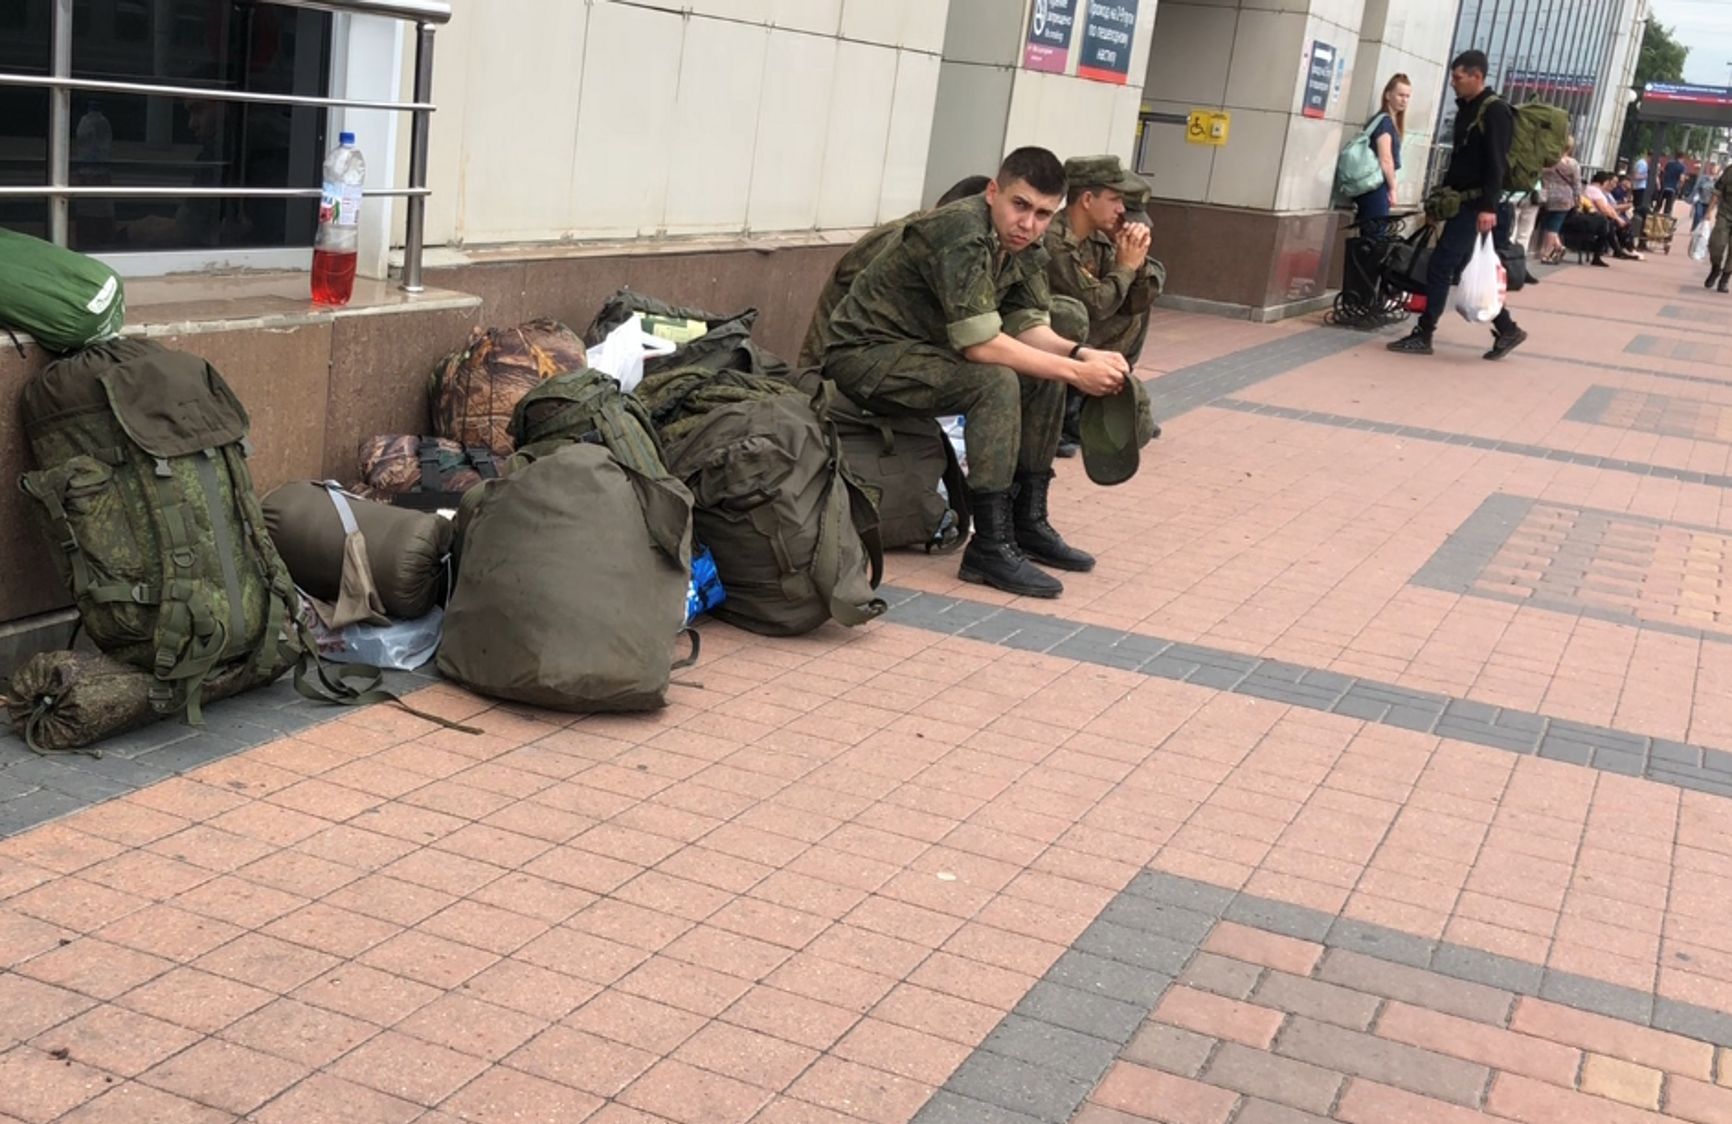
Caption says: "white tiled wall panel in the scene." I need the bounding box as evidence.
[815,40,900,228]
[881,51,946,218]
[664,18,770,235]
[571,3,684,238]
[746,30,839,232]
[457,1,589,242]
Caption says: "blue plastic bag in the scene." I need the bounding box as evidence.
[685,545,725,624]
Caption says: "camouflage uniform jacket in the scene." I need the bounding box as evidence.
[824,195,1054,367]
[1043,209,1166,329]
[797,217,909,368]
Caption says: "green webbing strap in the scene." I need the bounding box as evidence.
[810,391,886,627]
[147,465,222,724]
[193,450,247,664]
[289,616,482,735]
[21,470,98,601]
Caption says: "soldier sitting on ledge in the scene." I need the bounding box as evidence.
[820,146,1129,600]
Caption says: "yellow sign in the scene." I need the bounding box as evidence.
[1186,110,1230,147]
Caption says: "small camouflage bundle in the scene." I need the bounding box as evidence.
[357,435,500,503]
[428,319,587,457]
[7,649,287,755]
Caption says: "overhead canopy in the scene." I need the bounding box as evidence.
[1639,83,1732,126]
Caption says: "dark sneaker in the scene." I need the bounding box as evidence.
[1055,438,1080,459]
[1707,269,1721,289]
[1592,256,1611,267]
[1484,326,1528,361]
[1720,276,1730,294]
[1386,330,1433,355]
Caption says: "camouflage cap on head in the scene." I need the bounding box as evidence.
[1064,154,1144,197]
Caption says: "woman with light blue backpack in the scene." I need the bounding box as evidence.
[1350,75,1411,232]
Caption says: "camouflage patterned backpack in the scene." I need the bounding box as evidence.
[18,338,472,745]
[19,338,302,725]
[428,319,587,458]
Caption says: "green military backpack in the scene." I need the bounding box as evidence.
[788,369,967,552]
[19,338,300,724]
[1473,96,1570,193]
[18,338,468,745]
[637,366,885,637]
[507,367,666,478]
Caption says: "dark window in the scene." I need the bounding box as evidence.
[1,0,333,253]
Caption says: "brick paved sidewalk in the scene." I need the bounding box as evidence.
[5,245,1732,1124]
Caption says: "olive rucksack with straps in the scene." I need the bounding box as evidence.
[508,367,666,478]
[17,338,469,745]
[637,366,885,637]
[439,442,698,712]
[789,369,967,553]
[1471,95,1570,194]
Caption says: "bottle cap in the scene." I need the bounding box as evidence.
[339,131,356,145]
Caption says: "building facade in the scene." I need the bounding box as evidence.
[1441,0,1649,171]
[0,0,1655,320]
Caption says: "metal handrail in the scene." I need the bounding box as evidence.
[0,73,436,114]
[24,0,445,292]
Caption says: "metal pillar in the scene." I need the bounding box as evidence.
[47,0,72,245]
[400,21,434,292]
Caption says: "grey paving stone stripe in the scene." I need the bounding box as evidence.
[880,585,1732,798]
[1411,492,1732,649]
[1210,396,1732,490]
[0,666,438,839]
[1142,326,1373,421]
[911,870,1732,1124]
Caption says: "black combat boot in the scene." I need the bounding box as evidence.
[959,491,1063,598]
[1012,470,1095,572]
[1705,268,1721,289]
[1721,274,1730,294]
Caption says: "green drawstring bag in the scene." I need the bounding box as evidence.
[0,227,125,353]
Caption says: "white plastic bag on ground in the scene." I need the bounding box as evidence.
[584,312,677,393]
[307,603,444,670]
[1691,224,1711,261]
[1454,232,1507,323]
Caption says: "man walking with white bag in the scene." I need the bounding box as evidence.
[1388,50,1527,361]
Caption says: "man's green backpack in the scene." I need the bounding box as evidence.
[507,367,666,477]
[19,339,302,724]
[637,366,885,637]
[1474,96,1569,193]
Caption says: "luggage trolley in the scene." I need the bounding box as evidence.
[1328,212,1431,329]
[1642,212,1678,254]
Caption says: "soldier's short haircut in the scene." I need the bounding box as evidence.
[995,147,1067,199]
[1451,50,1488,76]
[936,175,992,207]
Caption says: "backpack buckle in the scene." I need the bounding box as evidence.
[153,457,173,478]
[130,582,152,604]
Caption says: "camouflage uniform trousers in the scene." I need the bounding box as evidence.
[824,344,1064,493]
[1711,211,1732,273]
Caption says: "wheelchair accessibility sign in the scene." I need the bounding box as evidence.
[1186,110,1230,146]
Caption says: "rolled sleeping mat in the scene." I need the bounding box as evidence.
[262,481,454,620]
[6,649,286,754]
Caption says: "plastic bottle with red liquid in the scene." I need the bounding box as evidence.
[311,132,365,306]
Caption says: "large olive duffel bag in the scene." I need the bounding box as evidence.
[438,443,697,712]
